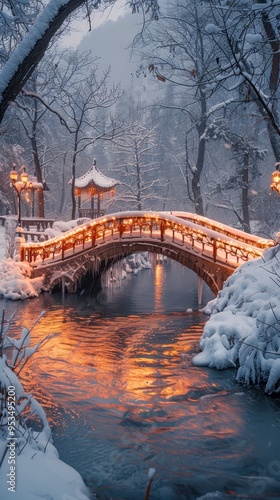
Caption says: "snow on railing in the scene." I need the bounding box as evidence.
[164,211,274,250]
[20,211,274,269]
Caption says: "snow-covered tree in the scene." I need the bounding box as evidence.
[0,142,25,214]
[0,0,160,125]
[53,50,120,219]
[134,0,234,215]
[3,48,121,219]
[204,0,280,161]
[203,117,267,232]
[109,98,167,211]
[133,0,278,228]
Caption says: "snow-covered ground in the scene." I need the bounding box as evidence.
[0,225,44,300]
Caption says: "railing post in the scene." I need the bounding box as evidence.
[213,239,217,262]
[119,219,124,238]
[91,227,96,247]
[62,240,65,261]
[160,221,165,242]
[20,246,25,262]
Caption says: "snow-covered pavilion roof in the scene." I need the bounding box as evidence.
[72,162,119,192]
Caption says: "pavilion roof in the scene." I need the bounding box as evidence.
[72,162,119,192]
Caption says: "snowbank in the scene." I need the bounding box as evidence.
[0,257,43,300]
[0,220,91,300]
[0,313,91,500]
[0,436,90,500]
[193,245,280,394]
[0,225,43,300]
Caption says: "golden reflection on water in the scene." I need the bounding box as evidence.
[154,262,164,312]
[3,265,280,498]
[15,303,244,449]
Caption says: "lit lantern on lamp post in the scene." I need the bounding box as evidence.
[9,166,31,227]
[270,162,280,195]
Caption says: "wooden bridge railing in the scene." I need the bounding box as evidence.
[20,211,274,269]
[167,212,273,250]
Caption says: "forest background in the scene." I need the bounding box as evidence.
[0,0,280,237]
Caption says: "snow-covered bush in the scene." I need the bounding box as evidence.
[0,310,90,499]
[193,245,280,395]
[44,218,91,239]
[0,258,43,300]
[0,311,54,458]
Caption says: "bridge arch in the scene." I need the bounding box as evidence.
[22,211,273,295]
[45,241,230,295]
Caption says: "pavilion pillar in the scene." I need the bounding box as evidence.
[31,190,35,217]
[97,193,100,217]
[91,195,94,218]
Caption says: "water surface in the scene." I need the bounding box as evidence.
[2,261,280,499]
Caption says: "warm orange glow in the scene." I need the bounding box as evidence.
[20,168,28,184]
[270,170,280,194]
[20,212,273,267]
[17,306,244,449]
[154,262,164,312]
[10,169,18,182]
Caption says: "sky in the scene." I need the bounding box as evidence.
[63,0,131,48]
[63,1,153,92]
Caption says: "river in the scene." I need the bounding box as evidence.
[2,260,280,499]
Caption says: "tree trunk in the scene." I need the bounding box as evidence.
[71,165,77,220]
[31,101,45,217]
[135,143,142,210]
[0,0,86,124]
[242,153,251,233]
[71,135,78,220]
[58,152,67,215]
[266,119,280,162]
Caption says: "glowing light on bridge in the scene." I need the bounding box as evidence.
[20,212,275,295]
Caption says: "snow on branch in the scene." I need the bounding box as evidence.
[205,98,235,118]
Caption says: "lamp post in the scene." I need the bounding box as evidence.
[9,166,30,227]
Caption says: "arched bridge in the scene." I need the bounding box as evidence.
[20,211,274,295]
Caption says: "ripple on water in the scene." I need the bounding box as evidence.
[1,263,280,499]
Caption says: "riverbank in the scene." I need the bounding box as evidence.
[193,244,280,394]
[0,225,92,499]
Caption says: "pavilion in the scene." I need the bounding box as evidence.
[72,160,119,219]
